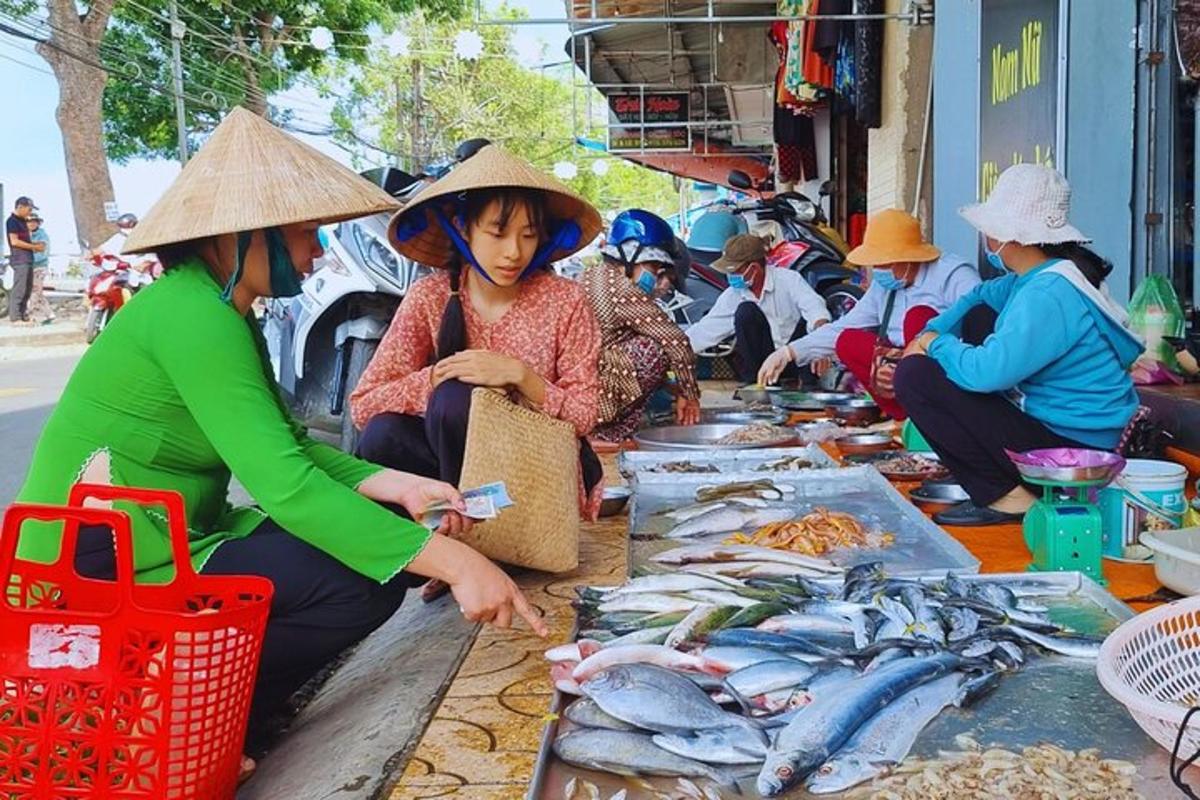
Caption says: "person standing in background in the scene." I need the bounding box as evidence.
[6,196,43,326]
[26,212,55,325]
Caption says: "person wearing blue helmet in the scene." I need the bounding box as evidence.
[581,209,701,442]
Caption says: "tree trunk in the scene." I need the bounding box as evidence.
[38,0,118,250]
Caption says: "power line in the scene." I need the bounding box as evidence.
[0,12,222,112]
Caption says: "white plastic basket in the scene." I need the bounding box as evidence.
[1096,595,1200,759]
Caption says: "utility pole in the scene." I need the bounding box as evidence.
[410,57,423,171]
[169,0,189,164]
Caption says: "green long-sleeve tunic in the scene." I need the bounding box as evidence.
[15,258,431,583]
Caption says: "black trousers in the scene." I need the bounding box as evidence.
[74,519,418,750]
[733,302,808,385]
[894,355,1085,507]
[356,378,603,495]
[8,263,31,321]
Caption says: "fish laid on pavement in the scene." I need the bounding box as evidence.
[553,729,739,786]
[597,593,706,615]
[652,543,842,573]
[652,727,768,766]
[698,646,805,674]
[804,672,965,794]
[563,697,640,732]
[599,573,742,598]
[581,663,766,741]
[723,659,819,699]
[572,645,716,682]
[758,652,967,795]
[546,639,604,663]
[666,507,795,539]
[990,624,1104,659]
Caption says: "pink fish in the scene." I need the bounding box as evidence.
[544,639,603,663]
[551,661,582,695]
[571,644,720,682]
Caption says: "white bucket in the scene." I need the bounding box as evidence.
[1099,459,1188,561]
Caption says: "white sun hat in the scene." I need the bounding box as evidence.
[959,163,1091,245]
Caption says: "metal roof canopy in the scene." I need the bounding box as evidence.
[473,0,931,181]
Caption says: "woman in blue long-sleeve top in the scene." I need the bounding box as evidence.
[895,164,1143,527]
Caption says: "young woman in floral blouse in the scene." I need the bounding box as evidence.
[580,209,701,442]
[351,145,606,520]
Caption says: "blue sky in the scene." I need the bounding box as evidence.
[0,0,569,253]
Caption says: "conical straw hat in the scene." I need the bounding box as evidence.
[387,144,602,268]
[123,107,400,254]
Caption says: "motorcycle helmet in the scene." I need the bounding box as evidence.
[603,209,676,273]
[687,209,747,254]
[116,213,139,231]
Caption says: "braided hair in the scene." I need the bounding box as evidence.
[435,188,549,360]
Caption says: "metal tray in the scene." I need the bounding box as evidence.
[528,573,1180,799]
[634,424,799,452]
[618,445,838,479]
[628,467,981,575]
[775,390,857,411]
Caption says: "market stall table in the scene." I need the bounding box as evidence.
[389,444,1176,799]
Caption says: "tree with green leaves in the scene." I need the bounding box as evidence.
[321,8,677,216]
[0,0,460,248]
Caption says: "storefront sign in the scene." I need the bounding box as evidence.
[978,0,1061,200]
[608,92,691,153]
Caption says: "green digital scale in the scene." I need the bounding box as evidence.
[1023,476,1107,585]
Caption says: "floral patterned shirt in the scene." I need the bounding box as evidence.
[580,262,700,424]
[349,268,603,518]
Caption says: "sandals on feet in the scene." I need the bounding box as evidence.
[933,500,1026,527]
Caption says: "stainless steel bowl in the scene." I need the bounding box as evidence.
[829,399,883,426]
[599,486,632,517]
[809,391,856,405]
[910,480,971,510]
[704,409,789,426]
[837,432,897,455]
[634,424,799,451]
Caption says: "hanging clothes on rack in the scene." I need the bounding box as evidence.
[854,0,884,128]
[769,20,819,183]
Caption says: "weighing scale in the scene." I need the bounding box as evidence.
[1023,477,1107,585]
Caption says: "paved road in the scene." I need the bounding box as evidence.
[0,354,80,505]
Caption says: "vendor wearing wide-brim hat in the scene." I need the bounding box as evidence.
[349,143,606,520]
[757,209,981,420]
[15,108,548,758]
[893,163,1143,527]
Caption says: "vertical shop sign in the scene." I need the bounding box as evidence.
[978,0,1061,200]
[608,92,692,153]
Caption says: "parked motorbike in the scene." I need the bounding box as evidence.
[84,253,160,343]
[679,171,862,324]
[264,139,491,452]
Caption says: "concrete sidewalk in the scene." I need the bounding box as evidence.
[0,319,86,349]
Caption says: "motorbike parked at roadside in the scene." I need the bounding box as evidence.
[680,171,862,325]
[84,252,160,343]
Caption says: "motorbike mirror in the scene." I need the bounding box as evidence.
[727,170,754,191]
[455,138,492,163]
[818,180,834,197]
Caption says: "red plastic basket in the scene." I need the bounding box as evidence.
[0,484,273,799]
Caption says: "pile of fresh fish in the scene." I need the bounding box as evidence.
[547,563,1104,797]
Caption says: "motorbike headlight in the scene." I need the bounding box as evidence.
[788,198,818,222]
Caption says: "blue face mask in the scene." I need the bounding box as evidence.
[873,269,904,291]
[728,273,747,291]
[984,241,1009,273]
[635,270,657,295]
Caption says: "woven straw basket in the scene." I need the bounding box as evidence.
[459,388,580,572]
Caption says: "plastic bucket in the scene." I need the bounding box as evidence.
[1099,459,1188,560]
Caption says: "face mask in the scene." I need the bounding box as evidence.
[984,241,1010,274]
[728,273,748,291]
[635,270,657,295]
[874,269,904,291]
[266,228,306,297]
